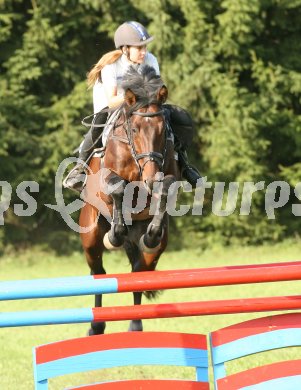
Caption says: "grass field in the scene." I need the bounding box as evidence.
[1,239,301,389]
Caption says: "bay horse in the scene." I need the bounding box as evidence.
[79,65,180,335]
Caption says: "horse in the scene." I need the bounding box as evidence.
[79,65,180,335]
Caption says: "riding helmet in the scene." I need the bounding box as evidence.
[114,21,154,49]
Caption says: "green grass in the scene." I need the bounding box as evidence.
[1,239,301,389]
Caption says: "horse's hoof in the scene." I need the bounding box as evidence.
[103,232,123,250]
[128,320,143,332]
[139,234,161,254]
[87,328,95,336]
[88,321,106,336]
[88,327,106,336]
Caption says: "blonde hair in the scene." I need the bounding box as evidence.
[87,49,122,88]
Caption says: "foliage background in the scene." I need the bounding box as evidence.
[1,0,301,253]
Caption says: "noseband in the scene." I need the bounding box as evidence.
[125,108,167,177]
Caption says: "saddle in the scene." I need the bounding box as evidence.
[82,104,195,153]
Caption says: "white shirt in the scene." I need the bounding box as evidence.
[93,52,160,113]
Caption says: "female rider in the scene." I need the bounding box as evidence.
[64,21,201,191]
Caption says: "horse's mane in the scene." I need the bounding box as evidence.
[121,65,165,109]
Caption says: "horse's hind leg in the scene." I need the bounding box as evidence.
[125,229,168,332]
[80,207,109,335]
[128,247,166,332]
[87,252,107,336]
[129,291,143,332]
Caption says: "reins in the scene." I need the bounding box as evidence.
[80,107,122,153]
[81,106,116,128]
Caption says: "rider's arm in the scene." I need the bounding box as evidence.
[93,81,107,113]
[104,85,124,108]
[101,64,124,108]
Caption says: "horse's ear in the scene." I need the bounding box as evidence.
[124,89,136,106]
[157,85,168,104]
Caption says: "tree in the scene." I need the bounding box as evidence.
[1,0,301,252]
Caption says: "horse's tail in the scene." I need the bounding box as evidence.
[143,289,162,300]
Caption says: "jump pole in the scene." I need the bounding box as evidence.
[1,295,301,327]
[1,260,301,300]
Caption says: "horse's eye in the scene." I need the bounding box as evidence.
[132,127,138,133]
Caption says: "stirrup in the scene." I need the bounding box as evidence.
[63,164,87,193]
[63,148,105,193]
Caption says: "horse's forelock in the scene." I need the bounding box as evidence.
[122,65,164,105]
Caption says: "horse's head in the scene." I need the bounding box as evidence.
[122,65,169,192]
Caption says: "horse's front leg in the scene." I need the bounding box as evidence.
[140,175,176,252]
[103,172,128,249]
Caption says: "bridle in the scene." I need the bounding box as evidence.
[124,106,168,177]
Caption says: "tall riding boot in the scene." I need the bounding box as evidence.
[178,149,202,188]
[63,132,102,192]
[63,110,108,192]
[163,103,202,187]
